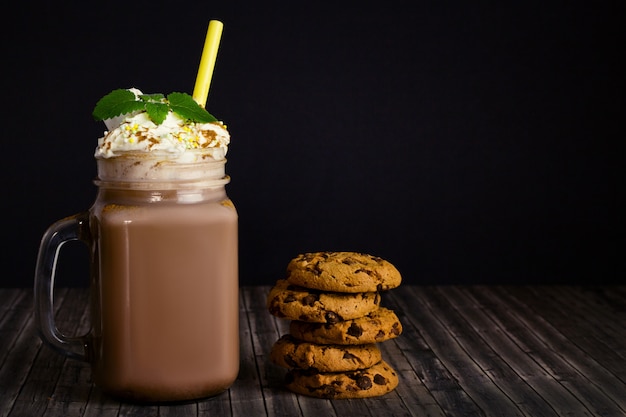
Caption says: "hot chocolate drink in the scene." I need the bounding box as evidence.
[35,86,240,402]
[86,89,239,400]
[88,166,239,401]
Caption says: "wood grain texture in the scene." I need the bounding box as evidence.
[0,286,624,417]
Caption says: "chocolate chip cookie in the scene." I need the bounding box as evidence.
[284,360,398,399]
[286,252,402,293]
[267,279,381,323]
[270,334,382,372]
[289,307,402,345]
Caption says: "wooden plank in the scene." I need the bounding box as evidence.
[117,403,158,417]
[42,288,92,417]
[242,286,305,417]
[379,299,447,417]
[159,403,198,417]
[359,390,414,417]
[448,285,624,417]
[292,396,337,417]
[560,286,626,330]
[0,290,66,416]
[441,286,586,416]
[0,290,32,370]
[388,287,486,417]
[379,338,446,417]
[330,397,377,416]
[81,389,121,417]
[504,286,626,382]
[1,285,624,417]
[229,287,267,417]
[529,286,626,360]
[566,286,626,330]
[480,286,626,414]
[417,286,556,417]
[0,289,20,323]
[8,288,82,417]
[0,289,37,417]
[197,391,233,417]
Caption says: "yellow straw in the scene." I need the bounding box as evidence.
[192,20,224,108]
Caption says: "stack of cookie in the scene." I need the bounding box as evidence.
[267,251,403,399]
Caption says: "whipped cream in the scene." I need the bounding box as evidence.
[95,90,229,162]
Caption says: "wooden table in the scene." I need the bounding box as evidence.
[1,285,625,417]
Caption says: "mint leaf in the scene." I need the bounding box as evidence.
[93,89,222,125]
[93,89,144,121]
[168,92,218,123]
[145,102,170,125]
[140,93,165,103]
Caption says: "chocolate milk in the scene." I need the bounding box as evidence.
[34,151,239,402]
[84,154,239,402]
[89,186,238,401]
[34,86,239,402]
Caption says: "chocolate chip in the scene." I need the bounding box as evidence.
[391,322,401,335]
[373,374,387,385]
[325,311,341,323]
[375,330,386,339]
[347,323,363,337]
[269,306,286,317]
[284,355,298,368]
[284,294,296,303]
[356,375,372,390]
[322,385,339,395]
[343,352,357,360]
[314,383,341,397]
[301,294,318,306]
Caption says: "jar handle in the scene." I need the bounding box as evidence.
[34,211,91,361]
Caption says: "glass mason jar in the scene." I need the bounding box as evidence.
[34,152,239,402]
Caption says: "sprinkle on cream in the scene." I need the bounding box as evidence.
[95,111,230,160]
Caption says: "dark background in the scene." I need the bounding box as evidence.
[3,1,623,287]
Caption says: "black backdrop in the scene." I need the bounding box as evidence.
[3,1,623,287]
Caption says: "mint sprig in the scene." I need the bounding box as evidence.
[93,89,218,125]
